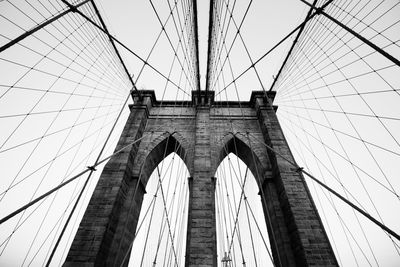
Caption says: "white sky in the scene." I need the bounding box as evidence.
[0,0,399,266]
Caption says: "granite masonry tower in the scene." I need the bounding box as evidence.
[64,90,338,266]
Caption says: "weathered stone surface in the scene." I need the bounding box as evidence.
[65,90,338,267]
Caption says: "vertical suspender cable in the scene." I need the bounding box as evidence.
[269,0,318,92]
[45,86,135,266]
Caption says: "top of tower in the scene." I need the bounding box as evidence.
[130,89,276,108]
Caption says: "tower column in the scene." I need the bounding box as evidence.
[64,92,154,266]
[253,92,338,266]
[64,89,338,266]
[185,100,217,266]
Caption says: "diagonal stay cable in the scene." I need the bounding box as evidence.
[138,178,159,267]
[329,0,400,49]
[0,103,120,119]
[0,110,120,203]
[218,160,239,265]
[4,0,132,92]
[225,158,247,265]
[19,65,122,263]
[10,1,131,93]
[159,150,184,265]
[243,198,275,266]
[274,0,380,92]
[0,0,91,54]
[119,145,189,266]
[269,0,318,91]
[133,0,190,87]
[278,108,400,249]
[0,23,128,99]
[282,25,400,204]
[278,94,381,265]
[235,132,400,242]
[0,120,167,226]
[117,39,194,264]
[166,0,200,92]
[0,106,118,158]
[44,88,136,266]
[117,49,193,264]
[206,0,231,93]
[28,105,122,262]
[278,103,400,121]
[0,111,120,250]
[280,108,400,171]
[89,0,135,88]
[215,0,335,97]
[281,112,347,263]
[0,83,122,100]
[212,22,285,263]
[167,155,188,265]
[0,34,113,207]
[209,0,241,92]
[152,165,179,267]
[60,0,190,97]
[299,0,400,67]
[209,0,250,92]
[147,0,197,92]
[225,158,249,259]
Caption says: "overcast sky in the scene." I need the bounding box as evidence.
[0,0,399,266]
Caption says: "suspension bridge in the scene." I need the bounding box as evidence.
[0,0,399,266]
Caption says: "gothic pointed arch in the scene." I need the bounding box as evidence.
[213,133,296,266]
[95,132,192,266]
[131,131,192,188]
[213,133,272,186]
[66,90,337,267]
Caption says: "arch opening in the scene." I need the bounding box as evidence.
[128,152,190,266]
[104,133,191,266]
[214,152,274,266]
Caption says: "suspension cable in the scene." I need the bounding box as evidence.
[235,132,400,242]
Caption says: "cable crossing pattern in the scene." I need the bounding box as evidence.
[0,0,399,266]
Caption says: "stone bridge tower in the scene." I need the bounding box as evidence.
[64,90,338,266]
